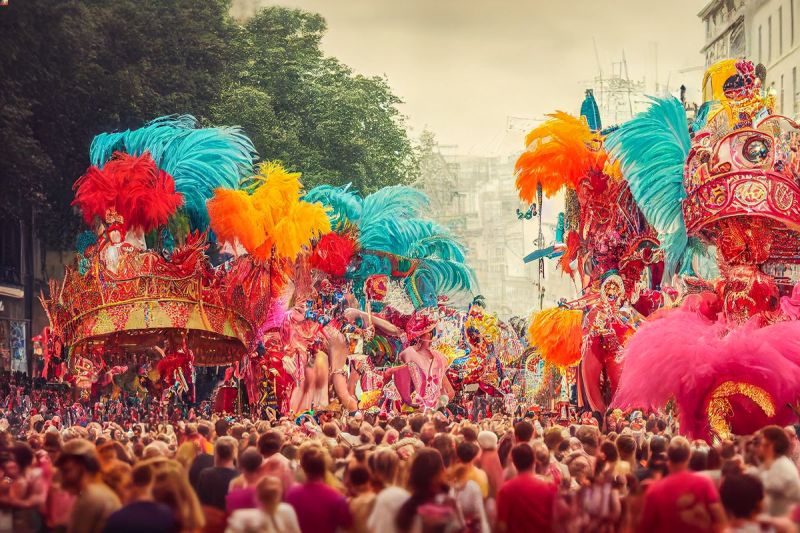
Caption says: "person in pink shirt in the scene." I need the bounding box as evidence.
[638,436,726,533]
[285,447,351,533]
[257,430,295,493]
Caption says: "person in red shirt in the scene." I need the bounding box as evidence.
[638,436,726,533]
[496,443,557,532]
[285,446,352,533]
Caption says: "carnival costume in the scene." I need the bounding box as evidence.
[609,59,800,441]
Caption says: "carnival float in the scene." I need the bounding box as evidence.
[41,113,542,419]
[516,58,800,441]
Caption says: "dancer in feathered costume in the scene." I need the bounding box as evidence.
[609,59,800,441]
[515,91,660,414]
[206,162,331,415]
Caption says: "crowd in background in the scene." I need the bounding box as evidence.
[2,368,800,532]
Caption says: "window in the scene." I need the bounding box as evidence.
[759,25,763,63]
[769,16,773,62]
[780,6,784,55]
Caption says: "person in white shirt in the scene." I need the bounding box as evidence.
[757,425,800,517]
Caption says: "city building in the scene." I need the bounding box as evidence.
[415,122,576,320]
[699,0,800,116]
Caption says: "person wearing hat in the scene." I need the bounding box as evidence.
[392,310,454,411]
[57,439,121,533]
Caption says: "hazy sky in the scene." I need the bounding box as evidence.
[257,0,708,151]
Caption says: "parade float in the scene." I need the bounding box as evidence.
[41,116,332,408]
[516,58,800,441]
[515,92,665,416]
[610,59,800,441]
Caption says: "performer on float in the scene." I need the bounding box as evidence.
[383,310,454,410]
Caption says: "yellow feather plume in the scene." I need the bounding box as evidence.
[527,307,583,368]
[208,162,331,261]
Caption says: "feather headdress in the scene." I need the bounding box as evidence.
[72,152,183,232]
[207,162,330,261]
[515,112,607,201]
[90,115,257,230]
[605,97,691,273]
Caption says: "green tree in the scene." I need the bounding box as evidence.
[0,0,237,247]
[211,7,418,194]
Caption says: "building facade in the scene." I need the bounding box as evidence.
[415,128,576,320]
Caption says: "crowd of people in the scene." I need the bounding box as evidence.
[0,389,800,533]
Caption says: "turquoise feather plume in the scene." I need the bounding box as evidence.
[303,184,363,230]
[89,115,257,230]
[605,96,690,273]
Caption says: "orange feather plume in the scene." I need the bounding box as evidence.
[515,112,609,201]
[527,306,583,368]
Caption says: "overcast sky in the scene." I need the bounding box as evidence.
[255,0,708,151]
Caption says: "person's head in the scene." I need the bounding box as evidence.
[649,435,667,460]
[616,434,636,460]
[689,448,709,472]
[153,462,205,531]
[214,437,236,467]
[720,473,764,520]
[513,421,534,444]
[477,430,498,452]
[656,419,667,434]
[11,442,34,472]
[576,426,599,455]
[175,441,199,470]
[56,439,101,493]
[300,446,328,481]
[347,465,371,494]
[255,475,283,514]
[130,462,155,500]
[409,415,426,434]
[322,423,338,440]
[257,430,283,458]
[456,441,480,465]
[667,436,691,471]
[511,443,535,473]
[239,448,263,477]
[430,433,456,467]
[759,425,791,462]
[543,427,564,452]
[407,447,446,495]
[367,447,400,489]
[566,452,592,486]
[600,440,619,463]
[396,448,446,531]
[461,425,478,443]
[102,460,132,502]
[214,419,229,439]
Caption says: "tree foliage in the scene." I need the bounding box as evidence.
[211,7,418,194]
[0,1,417,248]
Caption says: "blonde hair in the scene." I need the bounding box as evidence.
[151,460,205,531]
[175,441,199,470]
[256,476,283,514]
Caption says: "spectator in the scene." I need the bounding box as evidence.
[285,446,352,533]
[226,448,264,513]
[638,436,725,533]
[226,476,300,533]
[496,443,556,532]
[102,462,176,533]
[58,439,121,533]
[395,448,464,533]
[757,425,800,516]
